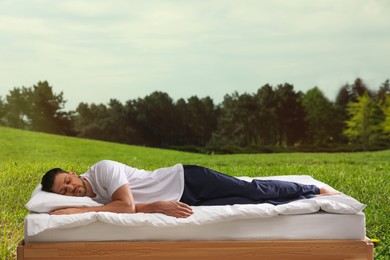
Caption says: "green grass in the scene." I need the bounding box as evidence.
[1,126,389,259]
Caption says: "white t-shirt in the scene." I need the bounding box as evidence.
[81,160,185,204]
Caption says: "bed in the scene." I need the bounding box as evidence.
[17,175,374,260]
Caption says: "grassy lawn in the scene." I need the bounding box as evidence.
[1,126,389,259]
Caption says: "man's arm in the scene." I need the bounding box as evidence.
[135,201,193,218]
[50,184,193,218]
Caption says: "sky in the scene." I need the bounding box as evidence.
[1,0,389,110]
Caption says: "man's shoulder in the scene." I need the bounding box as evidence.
[81,160,121,177]
[93,160,122,167]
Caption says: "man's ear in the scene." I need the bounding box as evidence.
[69,172,77,176]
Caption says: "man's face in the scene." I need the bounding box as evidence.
[52,172,87,197]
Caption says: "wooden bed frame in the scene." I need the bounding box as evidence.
[18,238,373,260]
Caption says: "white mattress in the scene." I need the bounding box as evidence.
[25,211,366,242]
[24,175,367,242]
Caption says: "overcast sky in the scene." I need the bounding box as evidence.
[1,0,389,110]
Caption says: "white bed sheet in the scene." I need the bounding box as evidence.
[25,211,366,242]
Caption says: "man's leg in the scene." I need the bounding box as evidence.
[180,165,320,206]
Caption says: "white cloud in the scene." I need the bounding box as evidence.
[1,0,389,109]
[56,0,116,17]
[0,16,53,35]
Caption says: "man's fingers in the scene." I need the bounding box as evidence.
[175,210,193,218]
[179,203,192,211]
[178,202,193,214]
[168,202,193,218]
[178,202,193,211]
[179,202,192,208]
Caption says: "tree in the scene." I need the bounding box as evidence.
[27,81,73,135]
[335,83,352,128]
[3,87,30,129]
[133,91,176,147]
[0,97,5,125]
[124,99,149,145]
[104,99,130,143]
[177,96,219,146]
[334,79,375,144]
[255,84,278,145]
[210,92,260,148]
[302,87,337,145]
[274,83,306,146]
[352,78,371,98]
[381,95,390,141]
[376,79,390,105]
[377,80,390,144]
[211,84,306,150]
[336,78,373,105]
[74,102,110,140]
[343,93,384,150]
[74,93,218,148]
[75,99,130,143]
[2,81,73,135]
[174,98,190,145]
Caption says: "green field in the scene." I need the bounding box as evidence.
[1,126,389,259]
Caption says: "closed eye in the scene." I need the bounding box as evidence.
[60,177,70,195]
[59,187,66,195]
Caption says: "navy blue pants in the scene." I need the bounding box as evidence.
[180,165,320,206]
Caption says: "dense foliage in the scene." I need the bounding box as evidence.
[1,79,389,152]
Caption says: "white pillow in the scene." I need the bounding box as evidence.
[315,194,366,214]
[26,184,102,213]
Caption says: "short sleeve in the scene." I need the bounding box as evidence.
[93,160,129,198]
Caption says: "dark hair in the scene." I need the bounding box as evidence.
[41,168,68,192]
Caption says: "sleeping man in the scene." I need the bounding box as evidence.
[41,160,339,218]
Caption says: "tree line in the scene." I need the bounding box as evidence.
[1,79,389,153]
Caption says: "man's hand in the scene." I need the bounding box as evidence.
[135,201,193,218]
[152,201,193,218]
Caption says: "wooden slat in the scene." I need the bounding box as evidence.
[17,241,24,260]
[18,238,374,260]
